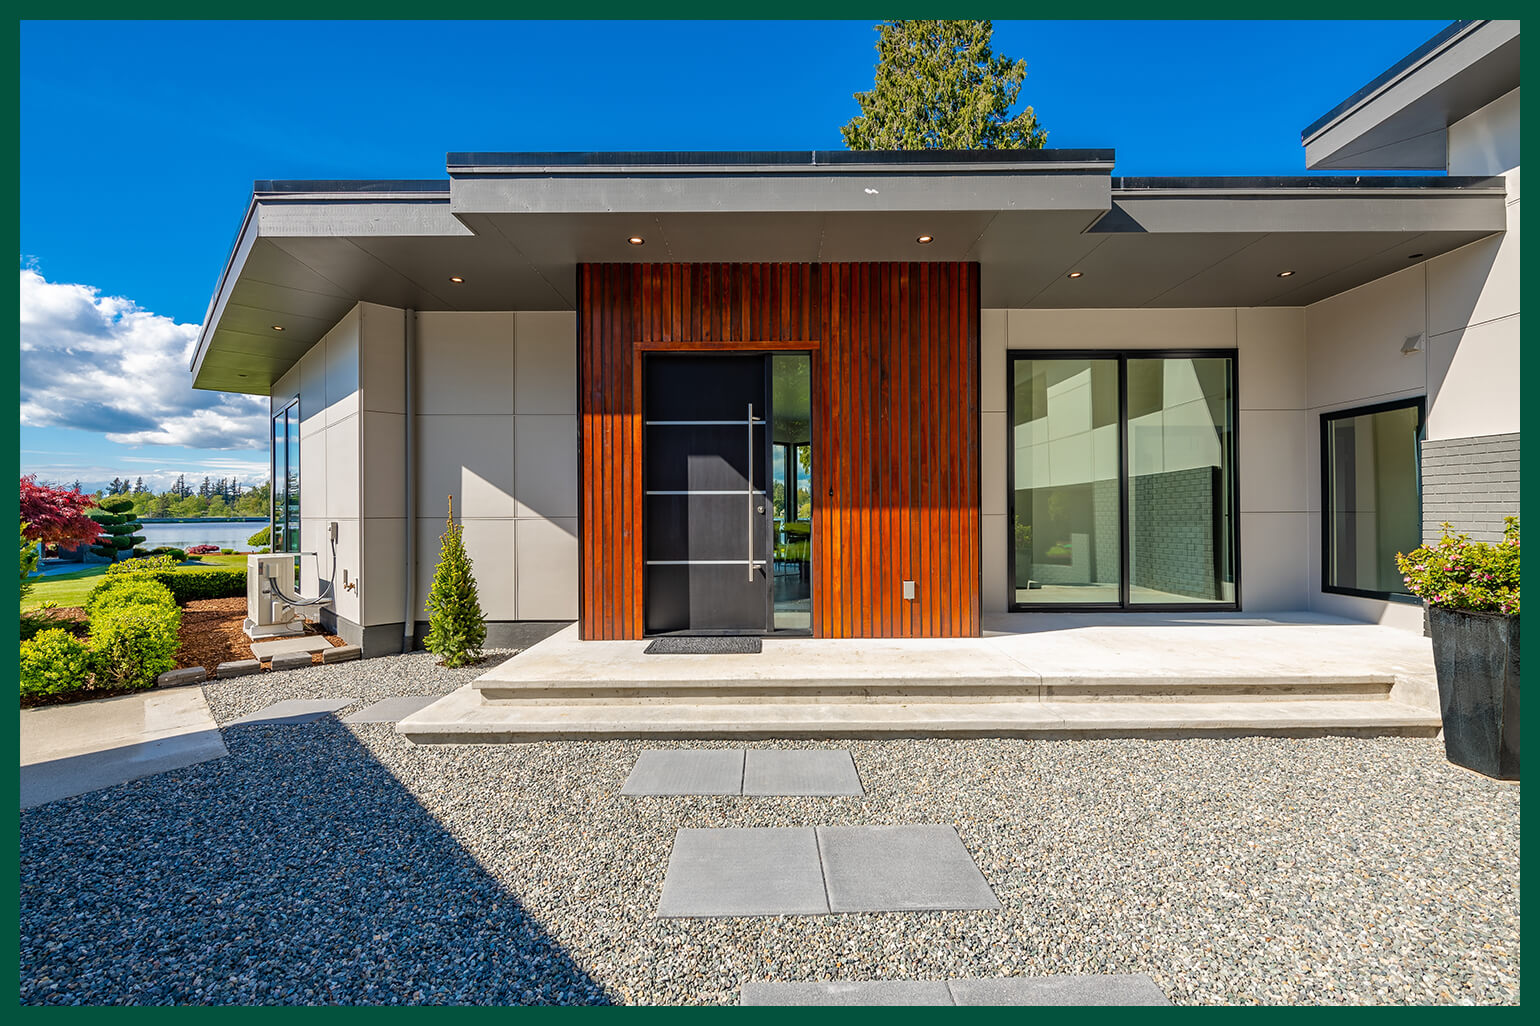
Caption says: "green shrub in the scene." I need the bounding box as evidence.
[105,553,179,576]
[20,629,94,699]
[86,575,177,619]
[1398,517,1520,615]
[87,568,246,608]
[424,497,486,668]
[149,546,189,563]
[220,548,235,555]
[20,524,38,605]
[90,601,182,690]
[247,525,271,547]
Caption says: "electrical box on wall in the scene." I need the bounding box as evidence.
[902,580,916,600]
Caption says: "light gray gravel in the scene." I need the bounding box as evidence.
[19,651,1521,1006]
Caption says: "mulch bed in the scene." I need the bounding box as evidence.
[174,597,344,676]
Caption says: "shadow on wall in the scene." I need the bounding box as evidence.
[18,722,610,1005]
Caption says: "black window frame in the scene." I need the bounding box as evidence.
[1006,348,1242,613]
[271,397,300,555]
[1319,396,1425,603]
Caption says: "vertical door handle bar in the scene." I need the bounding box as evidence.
[747,401,754,581]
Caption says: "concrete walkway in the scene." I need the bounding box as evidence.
[20,688,227,809]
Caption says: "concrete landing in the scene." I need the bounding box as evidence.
[20,689,227,809]
[398,614,1442,743]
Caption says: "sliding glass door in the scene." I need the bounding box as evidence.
[1010,351,1237,610]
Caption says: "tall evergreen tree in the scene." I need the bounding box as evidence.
[423,497,487,668]
[842,20,1047,150]
[134,476,145,493]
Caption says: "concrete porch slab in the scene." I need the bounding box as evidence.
[817,825,1000,912]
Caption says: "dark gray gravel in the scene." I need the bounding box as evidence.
[19,652,1521,1006]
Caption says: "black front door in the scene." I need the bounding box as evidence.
[644,355,773,633]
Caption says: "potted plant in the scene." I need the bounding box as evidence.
[1397,517,1520,780]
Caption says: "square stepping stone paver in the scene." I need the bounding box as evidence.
[947,974,1170,1006]
[227,698,356,726]
[657,827,828,918]
[743,749,863,796]
[742,981,953,1006]
[342,695,443,724]
[249,635,330,660]
[622,749,745,795]
[816,825,1000,913]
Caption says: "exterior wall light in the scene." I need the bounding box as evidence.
[449,276,465,284]
[1401,333,1425,355]
[628,237,645,246]
[916,235,934,244]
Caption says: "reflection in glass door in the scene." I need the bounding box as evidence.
[770,354,812,630]
[1010,352,1237,610]
[1011,357,1122,605]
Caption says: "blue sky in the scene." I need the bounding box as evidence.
[19,19,1448,491]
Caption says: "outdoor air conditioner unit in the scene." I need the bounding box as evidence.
[244,553,306,640]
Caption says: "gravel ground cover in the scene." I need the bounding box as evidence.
[20,652,1521,1006]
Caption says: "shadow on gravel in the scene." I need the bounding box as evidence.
[19,719,610,1005]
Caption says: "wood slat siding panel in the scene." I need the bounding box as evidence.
[576,261,979,639]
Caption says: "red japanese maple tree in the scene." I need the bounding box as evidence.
[19,476,99,546]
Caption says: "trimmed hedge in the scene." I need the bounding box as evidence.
[87,567,246,608]
[91,600,181,690]
[105,553,179,576]
[86,576,177,619]
[20,629,94,699]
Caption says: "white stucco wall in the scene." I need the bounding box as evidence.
[1302,87,1519,628]
[272,303,578,647]
[980,306,1311,614]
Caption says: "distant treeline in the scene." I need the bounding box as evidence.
[58,475,272,521]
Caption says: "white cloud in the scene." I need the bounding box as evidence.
[18,268,268,450]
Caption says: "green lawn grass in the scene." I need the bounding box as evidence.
[22,553,249,612]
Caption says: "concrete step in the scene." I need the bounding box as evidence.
[474,674,1397,705]
[398,686,1441,744]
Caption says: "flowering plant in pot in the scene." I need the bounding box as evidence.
[1397,517,1519,779]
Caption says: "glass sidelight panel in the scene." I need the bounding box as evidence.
[1323,400,1422,598]
[1126,356,1236,604]
[1011,357,1122,605]
[770,354,812,631]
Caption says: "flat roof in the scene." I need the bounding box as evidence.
[1302,20,1520,171]
[191,153,1507,396]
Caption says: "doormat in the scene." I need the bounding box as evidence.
[644,636,763,655]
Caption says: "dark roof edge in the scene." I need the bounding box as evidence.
[1300,20,1475,141]
[1114,174,1505,192]
[253,179,451,194]
[446,149,1116,170]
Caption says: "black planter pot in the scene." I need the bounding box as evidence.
[1428,606,1520,780]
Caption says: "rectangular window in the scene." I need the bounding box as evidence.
[272,400,300,554]
[1322,398,1423,600]
[1009,351,1238,610]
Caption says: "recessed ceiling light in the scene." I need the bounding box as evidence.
[627,236,645,246]
[1408,253,1424,260]
[1276,270,1295,278]
[916,235,934,244]
[1066,271,1083,279]
[449,276,464,284]
[272,325,285,331]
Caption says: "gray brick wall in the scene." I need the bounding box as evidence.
[1421,433,1520,544]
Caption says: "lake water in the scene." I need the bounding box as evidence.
[139,520,268,551]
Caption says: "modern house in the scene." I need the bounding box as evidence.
[192,20,1518,661]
